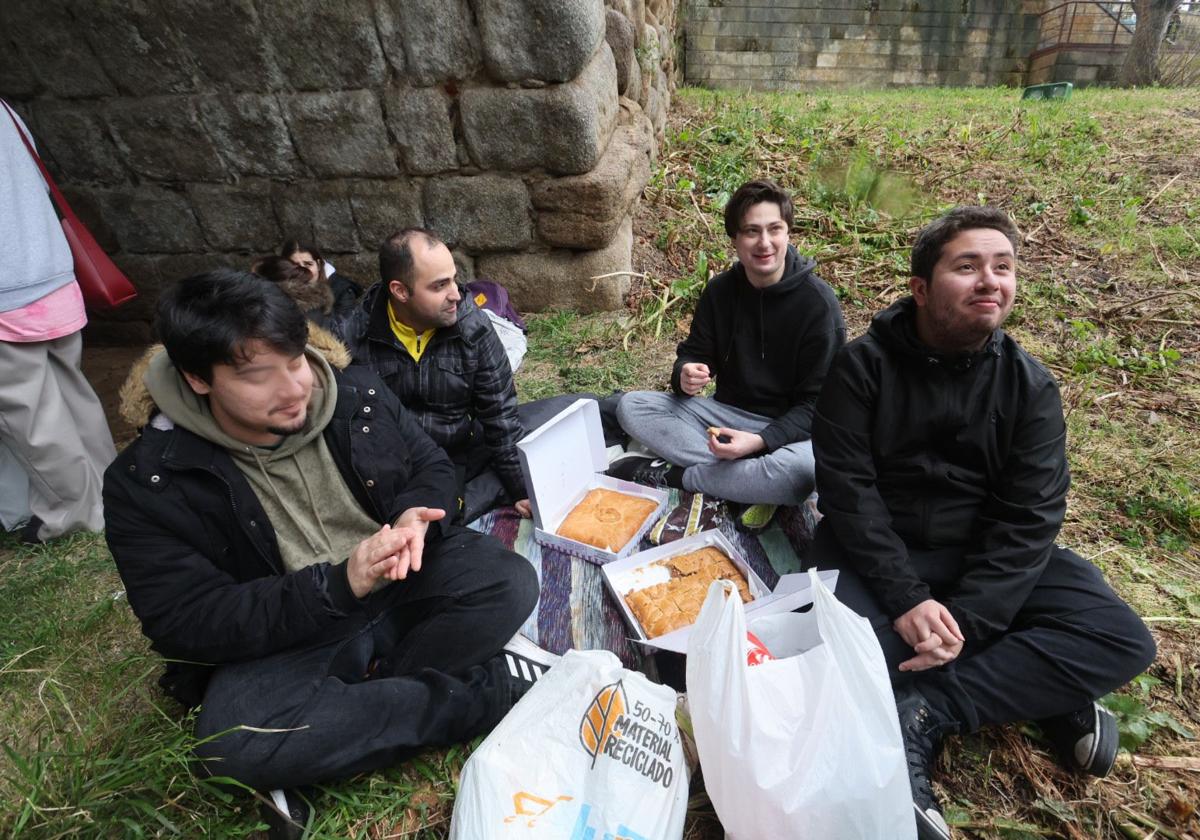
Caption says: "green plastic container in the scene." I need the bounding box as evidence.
[1022,82,1074,101]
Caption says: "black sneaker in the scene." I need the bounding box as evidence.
[260,788,310,840]
[17,515,44,545]
[496,636,557,707]
[1038,701,1119,777]
[607,456,679,489]
[895,687,958,840]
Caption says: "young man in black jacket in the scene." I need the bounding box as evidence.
[337,229,533,523]
[613,180,845,517]
[104,271,545,830]
[810,207,1155,839]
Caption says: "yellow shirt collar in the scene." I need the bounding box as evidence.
[387,303,435,362]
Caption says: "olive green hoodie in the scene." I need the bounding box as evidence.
[142,347,379,572]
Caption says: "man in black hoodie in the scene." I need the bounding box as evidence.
[613,180,845,514]
[811,207,1155,840]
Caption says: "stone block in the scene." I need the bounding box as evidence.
[169,0,282,91]
[98,254,164,323]
[606,9,637,95]
[532,123,652,249]
[196,94,302,178]
[188,184,281,252]
[32,101,127,184]
[282,90,398,178]
[0,0,116,97]
[384,87,458,175]
[258,0,387,89]
[95,187,206,254]
[84,0,199,94]
[60,186,122,252]
[348,179,425,250]
[452,249,476,285]
[425,175,532,251]
[326,252,378,288]
[0,33,38,97]
[273,182,359,253]
[156,253,240,285]
[476,216,632,313]
[390,0,481,84]
[461,43,619,175]
[477,0,606,83]
[105,97,228,182]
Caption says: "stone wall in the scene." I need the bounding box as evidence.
[0,0,678,342]
[683,0,1043,89]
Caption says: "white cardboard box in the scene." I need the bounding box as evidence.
[601,529,840,654]
[516,398,669,565]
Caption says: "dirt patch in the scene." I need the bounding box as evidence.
[81,341,147,449]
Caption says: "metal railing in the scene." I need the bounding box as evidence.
[1033,0,1136,57]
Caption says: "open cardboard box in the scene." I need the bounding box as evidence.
[601,529,840,654]
[516,398,668,565]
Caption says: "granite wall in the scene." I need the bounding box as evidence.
[0,0,678,342]
[683,0,1043,90]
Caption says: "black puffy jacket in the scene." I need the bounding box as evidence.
[812,297,1070,642]
[337,283,526,499]
[103,363,457,706]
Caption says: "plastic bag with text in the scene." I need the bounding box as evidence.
[686,570,915,840]
[450,649,689,840]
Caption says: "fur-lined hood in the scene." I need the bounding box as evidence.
[118,321,352,428]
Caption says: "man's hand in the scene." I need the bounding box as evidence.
[893,599,965,672]
[679,362,711,396]
[707,428,765,460]
[346,524,417,599]
[514,498,532,518]
[383,506,445,581]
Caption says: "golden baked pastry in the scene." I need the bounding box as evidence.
[557,488,659,551]
[623,547,752,638]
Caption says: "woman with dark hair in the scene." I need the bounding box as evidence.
[252,255,351,331]
[280,240,362,315]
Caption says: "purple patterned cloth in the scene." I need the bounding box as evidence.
[469,492,819,668]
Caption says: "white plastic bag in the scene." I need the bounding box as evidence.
[450,649,689,839]
[686,570,915,840]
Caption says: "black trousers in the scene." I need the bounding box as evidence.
[454,392,627,523]
[194,527,538,791]
[807,523,1156,732]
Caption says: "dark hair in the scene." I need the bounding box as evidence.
[723,179,794,238]
[911,206,1020,282]
[379,227,442,288]
[155,269,308,383]
[252,255,313,286]
[280,239,323,264]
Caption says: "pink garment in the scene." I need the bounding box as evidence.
[0,281,87,342]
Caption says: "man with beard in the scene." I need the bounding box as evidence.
[104,271,547,835]
[809,206,1156,839]
[338,229,533,522]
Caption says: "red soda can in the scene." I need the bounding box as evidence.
[746,630,775,666]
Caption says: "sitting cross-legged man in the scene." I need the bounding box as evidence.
[337,228,535,524]
[103,271,546,834]
[809,206,1156,839]
[611,179,845,527]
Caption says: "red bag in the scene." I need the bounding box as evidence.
[3,100,137,311]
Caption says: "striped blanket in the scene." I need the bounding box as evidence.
[469,491,820,668]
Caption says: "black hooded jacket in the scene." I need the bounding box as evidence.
[671,245,845,451]
[812,297,1070,642]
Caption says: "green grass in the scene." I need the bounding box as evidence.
[3,85,1198,838]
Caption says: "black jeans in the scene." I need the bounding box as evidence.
[194,527,538,790]
[455,392,627,523]
[807,523,1156,732]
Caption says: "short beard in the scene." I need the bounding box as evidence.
[267,419,306,437]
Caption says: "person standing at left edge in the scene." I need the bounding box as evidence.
[0,99,115,543]
[810,206,1156,839]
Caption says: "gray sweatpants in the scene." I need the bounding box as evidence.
[616,391,815,506]
[0,331,115,539]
